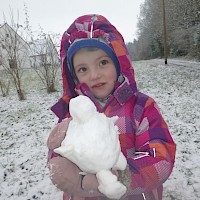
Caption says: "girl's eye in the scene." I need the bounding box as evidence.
[76,67,87,73]
[99,59,109,66]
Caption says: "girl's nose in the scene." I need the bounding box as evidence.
[90,68,101,80]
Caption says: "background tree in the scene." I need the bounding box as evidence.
[0,78,10,97]
[0,13,29,100]
[29,32,60,93]
[24,5,60,93]
[134,0,200,61]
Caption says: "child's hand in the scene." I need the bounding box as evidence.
[48,156,102,197]
[48,156,82,193]
[47,118,71,150]
[81,174,99,191]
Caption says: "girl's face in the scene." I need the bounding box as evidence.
[73,48,117,100]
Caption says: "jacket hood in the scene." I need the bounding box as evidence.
[52,14,137,120]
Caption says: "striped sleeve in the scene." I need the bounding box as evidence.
[128,96,176,194]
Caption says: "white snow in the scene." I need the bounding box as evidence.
[0,59,200,200]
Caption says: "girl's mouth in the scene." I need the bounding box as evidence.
[92,83,105,88]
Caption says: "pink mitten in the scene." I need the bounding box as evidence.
[82,174,99,190]
[48,156,102,197]
[47,118,71,150]
[48,156,82,194]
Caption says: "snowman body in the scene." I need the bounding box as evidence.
[54,95,127,199]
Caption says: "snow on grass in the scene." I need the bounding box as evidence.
[0,60,200,199]
[135,60,200,200]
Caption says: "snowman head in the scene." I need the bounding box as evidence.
[69,95,97,122]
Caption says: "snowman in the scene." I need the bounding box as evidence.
[54,95,127,199]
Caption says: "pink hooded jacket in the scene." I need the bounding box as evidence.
[47,14,176,200]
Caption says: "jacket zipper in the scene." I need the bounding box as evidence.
[142,193,146,200]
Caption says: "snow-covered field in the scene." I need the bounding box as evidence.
[0,59,200,200]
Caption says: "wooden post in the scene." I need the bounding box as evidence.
[162,0,168,64]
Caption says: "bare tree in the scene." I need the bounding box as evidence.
[0,77,10,97]
[29,33,60,93]
[0,13,29,100]
[0,54,10,97]
[23,4,60,93]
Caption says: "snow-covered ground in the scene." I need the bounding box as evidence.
[0,59,200,200]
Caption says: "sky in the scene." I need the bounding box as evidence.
[0,0,145,43]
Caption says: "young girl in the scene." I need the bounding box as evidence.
[47,14,176,200]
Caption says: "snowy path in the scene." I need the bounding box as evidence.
[151,58,200,70]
